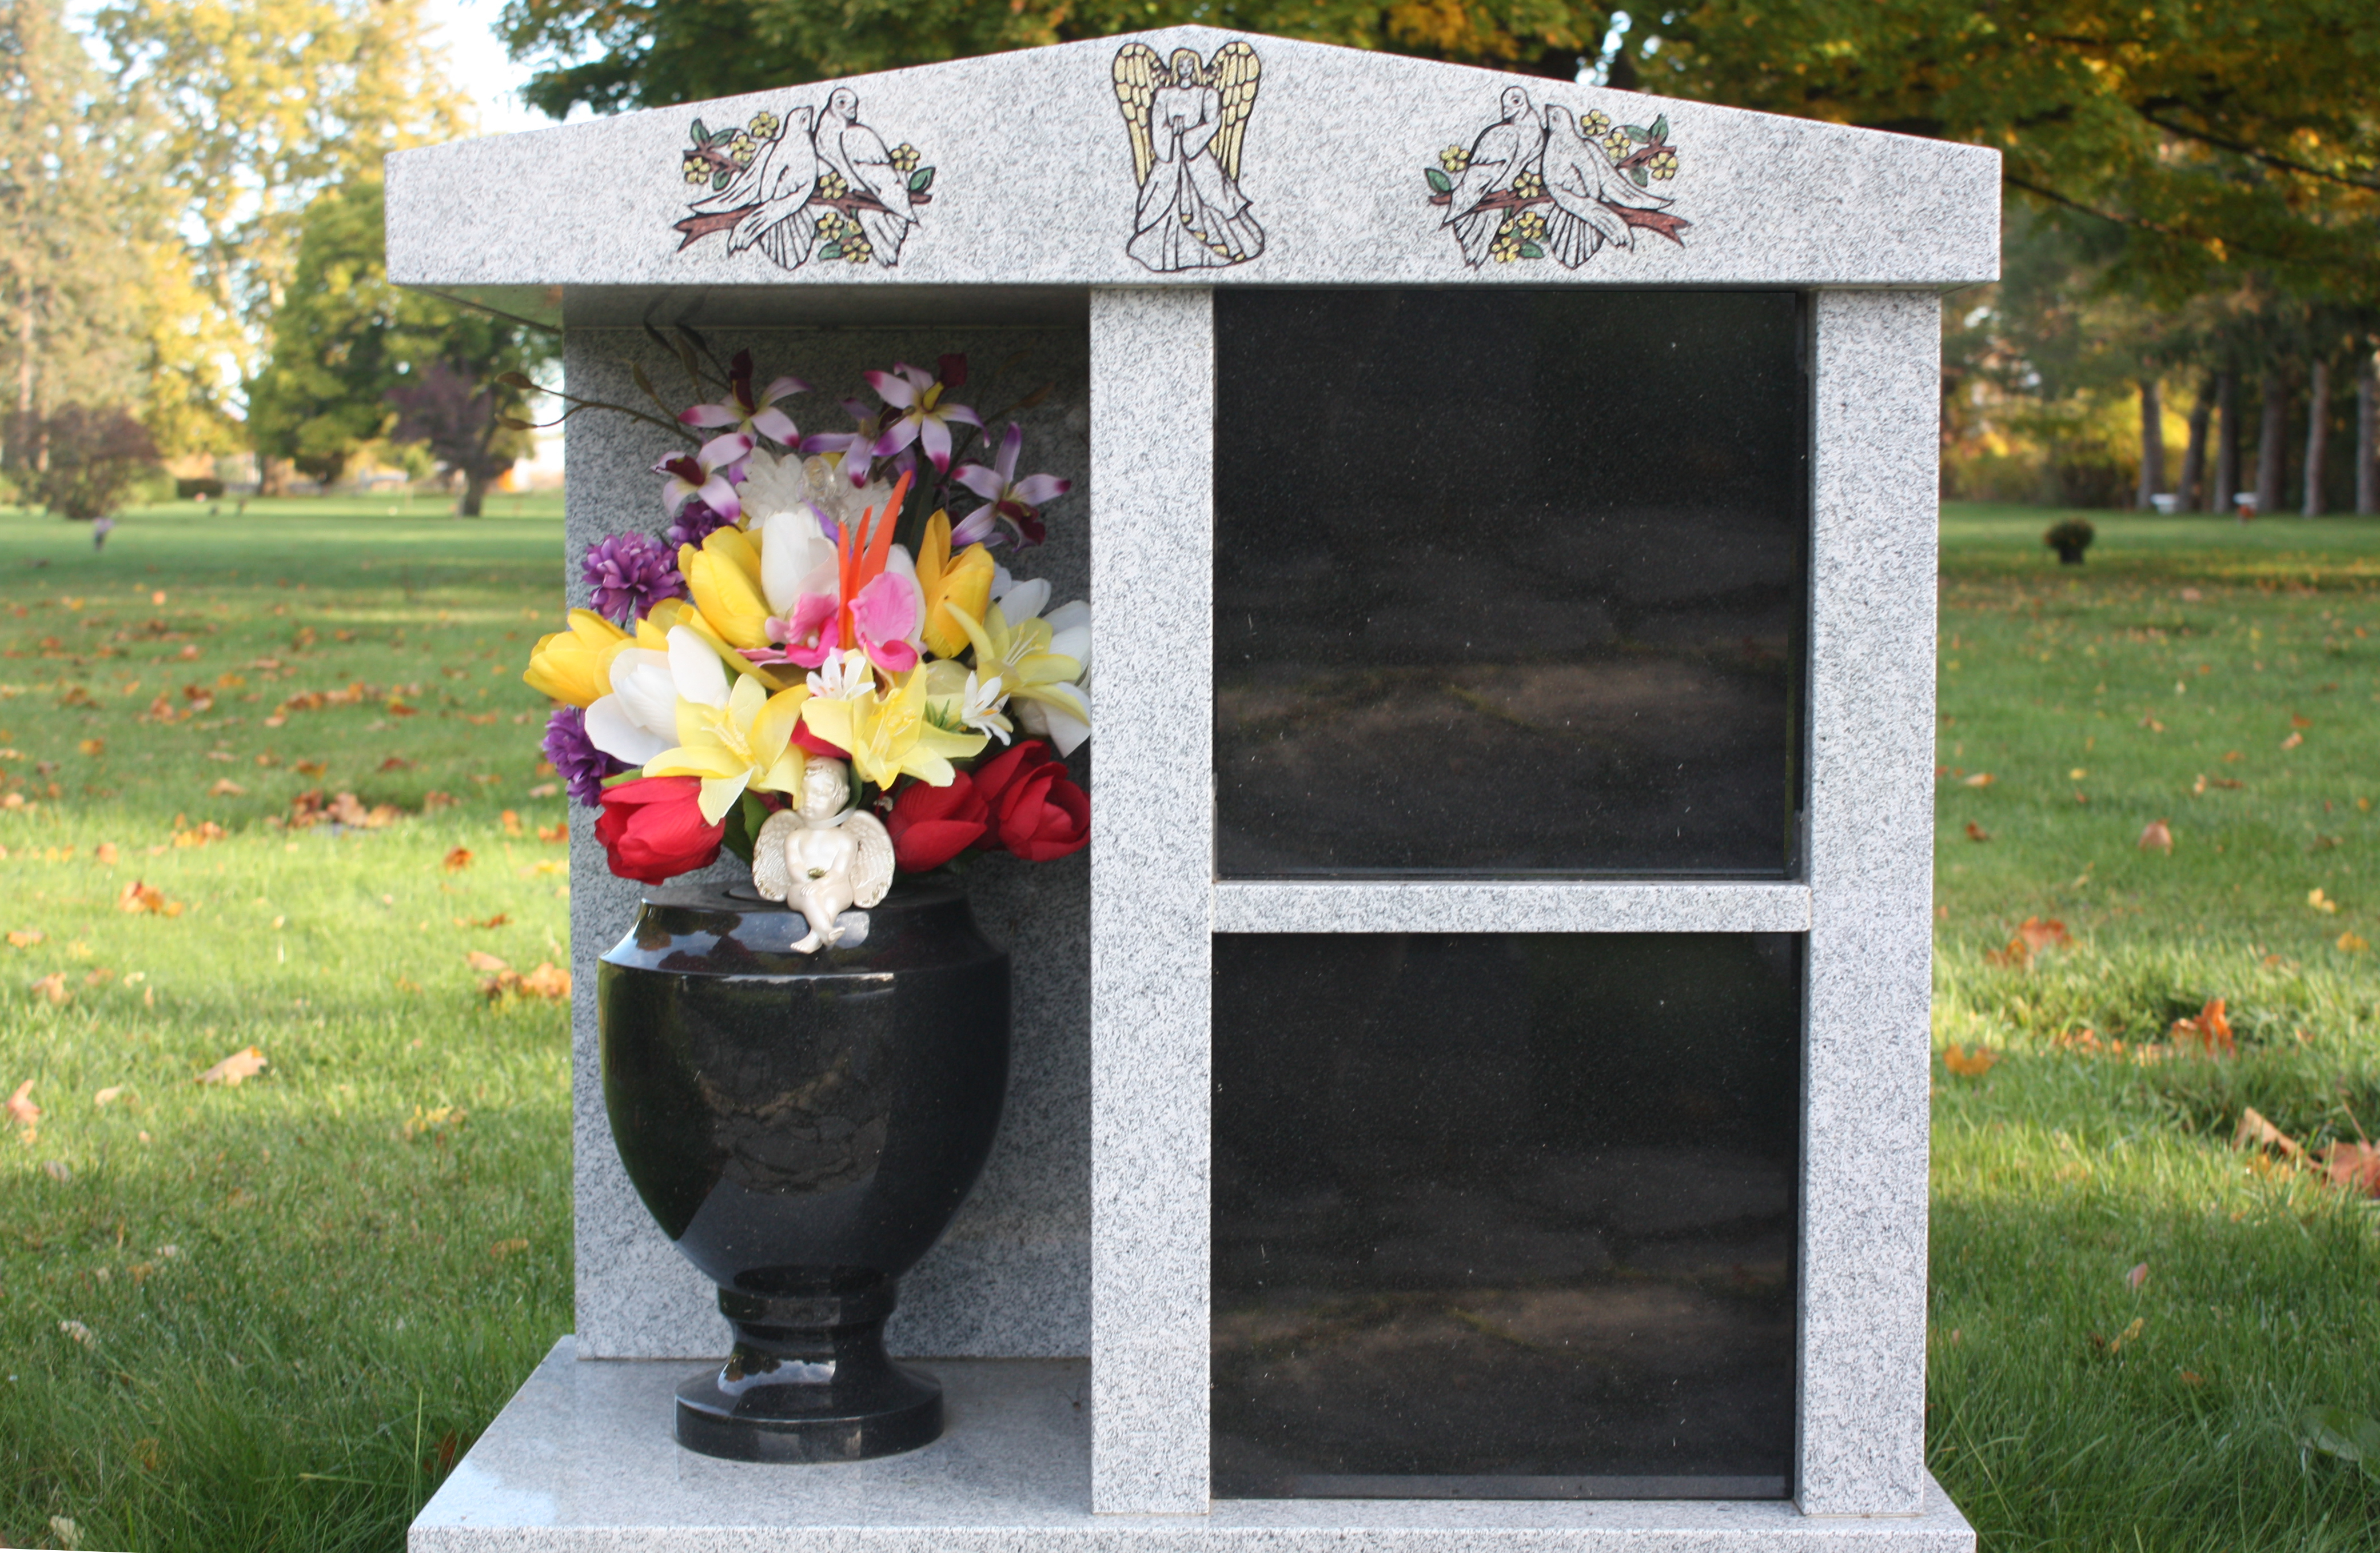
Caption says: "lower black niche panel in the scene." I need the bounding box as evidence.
[1211,931,1801,1500]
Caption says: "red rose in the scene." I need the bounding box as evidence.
[593,776,725,884]
[968,740,1057,827]
[993,762,1090,862]
[886,773,987,872]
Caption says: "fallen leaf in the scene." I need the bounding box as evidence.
[2180,1370,2205,1387]
[78,737,103,756]
[378,756,412,771]
[42,1158,69,1181]
[2138,820,2174,853]
[2127,1262,2149,1291]
[2171,997,2235,1057]
[117,881,184,917]
[517,962,570,999]
[421,791,457,812]
[173,820,226,847]
[1964,821,1991,841]
[489,1237,530,1259]
[207,777,246,796]
[1942,1045,1999,1077]
[2339,932,2370,953]
[2282,731,2304,750]
[7,928,43,948]
[536,824,567,843]
[194,1047,266,1085]
[456,913,511,929]
[57,1319,91,1346]
[2291,713,2314,729]
[2192,774,2207,796]
[2322,1142,2380,1197]
[294,760,326,776]
[442,847,474,872]
[94,842,117,865]
[2223,750,2245,763]
[2309,888,2339,914]
[2069,768,2088,781]
[93,1085,127,1106]
[83,967,113,987]
[32,971,69,1003]
[2140,715,2166,732]
[1962,772,1995,788]
[464,950,509,973]
[501,809,522,837]
[6,1079,37,1127]
[527,783,560,800]
[2233,1105,2304,1160]
[2299,1406,2380,1465]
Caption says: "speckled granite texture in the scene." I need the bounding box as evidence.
[563,326,1092,1362]
[386,29,1998,319]
[1793,292,1942,1516]
[1087,289,1213,1514]
[409,1338,1975,1551]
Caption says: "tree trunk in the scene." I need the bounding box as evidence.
[2180,373,2213,510]
[2136,378,2165,509]
[2213,370,2241,513]
[2358,355,2377,517]
[2253,367,2287,518]
[460,469,489,517]
[2302,358,2330,517]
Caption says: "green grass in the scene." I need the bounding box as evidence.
[4,495,2380,1550]
[1928,502,2380,1549]
[0,496,573,1552]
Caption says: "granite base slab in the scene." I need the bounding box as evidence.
[411,1338,1974,1551]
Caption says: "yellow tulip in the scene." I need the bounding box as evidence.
[913,510,996,660]
[680,526,772,651]
[522,609,628,707]
[798,665,986,791]
[643,673,810,824]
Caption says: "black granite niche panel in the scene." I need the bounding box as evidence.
[1211,931,1801,1499]
[1214,288,1808,877]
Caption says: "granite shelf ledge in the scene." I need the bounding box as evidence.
[412,1339,1973,1552]
[1209,881,1813,936]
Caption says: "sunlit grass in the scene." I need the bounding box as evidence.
[1929,503,2380,1549]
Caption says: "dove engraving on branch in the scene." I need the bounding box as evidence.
[688,106,818,270]
[1539,103,1675,269]
[1444,86,1546,268]
[815,89,915,267]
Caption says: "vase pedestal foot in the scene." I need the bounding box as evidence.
[672,1283,944,1463]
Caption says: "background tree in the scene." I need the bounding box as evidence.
[249,176,548,491]
[388,362,534,516]
[18,403,159,520]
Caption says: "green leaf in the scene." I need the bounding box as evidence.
[1424,166,1453,194]
[712,170,729,191]
[1517,241,1544,260]
[908,166,935,193]
[2301,1407,2380,1467]
[1629,166,1650,189]
[1649,114,1669,142]
[690,118,709,145]
[1622,123,1649,139]
[818,243,843,261]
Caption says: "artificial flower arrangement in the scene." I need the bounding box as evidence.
[519,338,1089,943]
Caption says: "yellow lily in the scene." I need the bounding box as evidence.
[913,510,996,660]
[679,526,773,651]
[798,664,986,791]
[637,598,796,692]
[945,601,1087,728]
[523,609,629,707]
[643,672,810,824]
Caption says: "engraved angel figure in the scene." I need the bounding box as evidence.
[1113,41,1264,273]
[750,757,895,953]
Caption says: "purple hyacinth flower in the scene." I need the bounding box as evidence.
[581,533,687,625]
[544,705,626,808]
[663,498,735,552]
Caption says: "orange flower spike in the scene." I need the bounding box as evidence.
[862,470,912,580]
[838,469,913,653]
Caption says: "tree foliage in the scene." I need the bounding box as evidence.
[497,0,1629,118]
[17,403,159,519]
[249,177,544,496]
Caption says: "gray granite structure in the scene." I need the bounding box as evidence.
[390,27,1995,1550]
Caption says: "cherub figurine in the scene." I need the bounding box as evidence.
[749,757,895,952]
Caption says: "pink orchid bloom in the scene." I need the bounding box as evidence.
[952,422,1070,548]
[677,350,806,445]
[755,592,841,669]
[866,354,980,475]
[654,432,753,520]
[801,397,899,489]
[850,570,922,674]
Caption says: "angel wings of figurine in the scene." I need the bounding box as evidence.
[750,758,895,953]
[1112,40,1265,273]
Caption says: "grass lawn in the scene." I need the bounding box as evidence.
[1,494,2377,1550]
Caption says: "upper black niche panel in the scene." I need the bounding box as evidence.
[1214,289,1807,877]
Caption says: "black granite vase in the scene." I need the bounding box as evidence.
[598,878,1010,1463]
